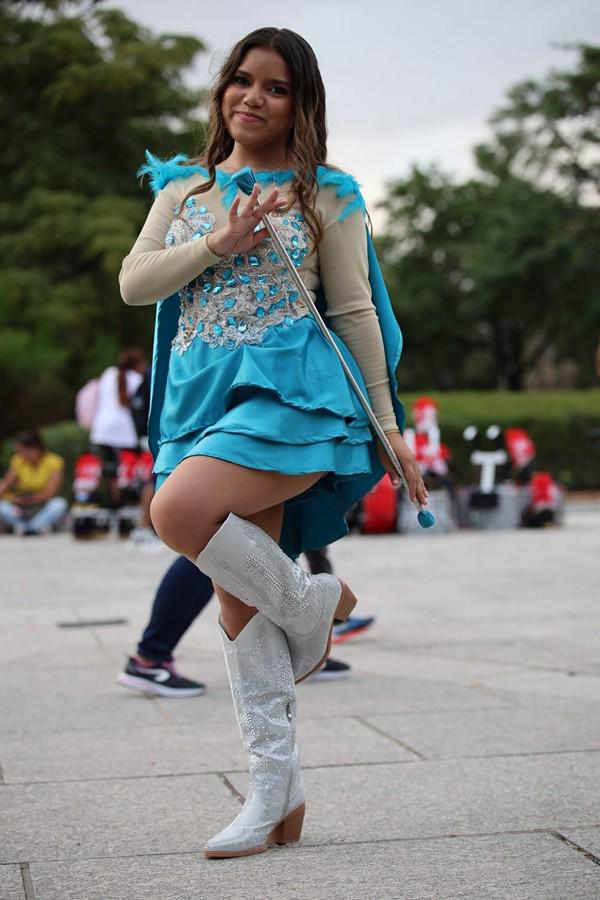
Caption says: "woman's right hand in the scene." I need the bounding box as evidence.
[206,184,286,257]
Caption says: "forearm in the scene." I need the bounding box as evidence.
[120,237,222,305]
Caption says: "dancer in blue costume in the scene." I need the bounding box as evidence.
[120,27,427,859]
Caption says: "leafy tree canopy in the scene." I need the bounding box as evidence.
[380,45,600,391]
[0,0,207,437]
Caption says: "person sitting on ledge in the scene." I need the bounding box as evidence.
[0,429,68,535]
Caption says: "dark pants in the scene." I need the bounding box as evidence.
[137,547,334,662]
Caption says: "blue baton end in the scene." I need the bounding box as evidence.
[417,509,436,529]
[230,167,256,196]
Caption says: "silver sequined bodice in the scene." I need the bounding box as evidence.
[165,196,310,353]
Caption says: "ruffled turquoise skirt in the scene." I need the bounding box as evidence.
[154,315,386,557]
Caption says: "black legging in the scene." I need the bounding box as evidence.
[137,547,334,662]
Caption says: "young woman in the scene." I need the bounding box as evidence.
[120,27,427,859]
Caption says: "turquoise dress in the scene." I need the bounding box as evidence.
[140,154,405,557]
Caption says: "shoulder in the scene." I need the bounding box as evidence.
[137,150,209,198]
[316,166,367,222]
[44,452,64,471]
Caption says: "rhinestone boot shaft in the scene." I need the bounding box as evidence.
[204,613,304,858]
[196,513,357,682]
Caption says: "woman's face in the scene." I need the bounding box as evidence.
[221,47,294,156]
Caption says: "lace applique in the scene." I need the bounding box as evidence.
[166,197,310,354]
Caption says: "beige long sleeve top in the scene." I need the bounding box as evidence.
[119,171,399,433]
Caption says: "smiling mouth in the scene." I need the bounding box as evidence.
[236,111,264,122]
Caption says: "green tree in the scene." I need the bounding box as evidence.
[0,0,207,437]
[380,45,600,390]
[475,44,600,204]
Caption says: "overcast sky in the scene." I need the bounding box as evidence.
[118,0,600,223]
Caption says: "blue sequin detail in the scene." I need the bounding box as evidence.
[168,206,309,352]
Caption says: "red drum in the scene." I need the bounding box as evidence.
[360,474,398,534]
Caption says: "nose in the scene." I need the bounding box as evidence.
[243,84,264,108]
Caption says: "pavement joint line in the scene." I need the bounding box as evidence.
[0,705,515,738]
[0,762,4,784]
[352,715,427,760]
[218,773,245,805]
[19,862,36,900]
[551,831,600,867]
[7,746,600,787]
[6,825,600,867]
[391,643,594,675]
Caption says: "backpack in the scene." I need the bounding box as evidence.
[130,370,151,439]
[75,378,99,429]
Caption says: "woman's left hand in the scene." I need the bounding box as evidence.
[376,431,429,507]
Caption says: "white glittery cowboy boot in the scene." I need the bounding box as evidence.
[196,513,357,682]
[204,612,305,859]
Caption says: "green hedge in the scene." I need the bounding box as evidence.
[399,390,600,489]
[1,390,599,493]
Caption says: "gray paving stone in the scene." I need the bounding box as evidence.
[28,832,600,900]
[0,773,239,864]
[403,636,600,674]
[0,866,25,900]
[227,753,600,844]
[0,664,165,734]
[474,669,600,703]
[363,700,600,759]
[337,643,523,685]
[0,716,412,784]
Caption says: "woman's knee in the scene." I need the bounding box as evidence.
[150,486,217,556]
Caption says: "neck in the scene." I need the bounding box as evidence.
[221,144,291,174]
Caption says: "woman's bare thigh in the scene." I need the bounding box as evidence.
[150,454,324,559]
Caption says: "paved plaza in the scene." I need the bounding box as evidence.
[1,502,599,899]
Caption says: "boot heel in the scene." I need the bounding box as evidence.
[272,804,305,844]
[334,581,358,623]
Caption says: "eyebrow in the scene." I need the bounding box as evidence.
[235,68,291,87]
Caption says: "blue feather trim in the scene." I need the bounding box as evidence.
[137,151,365,221]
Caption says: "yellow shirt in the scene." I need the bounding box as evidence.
[8,451,64,495]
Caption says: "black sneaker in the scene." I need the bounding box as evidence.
[308,657,351,682]
[117,657,206,698]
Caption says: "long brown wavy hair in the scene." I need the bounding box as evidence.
[117,348,146,407]
[182,28,328,248]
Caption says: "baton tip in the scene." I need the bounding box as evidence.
[417,509,436,529]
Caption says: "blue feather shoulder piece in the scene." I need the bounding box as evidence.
[137,151,366,221]
[316,166,366,221]
[137,150,208,196]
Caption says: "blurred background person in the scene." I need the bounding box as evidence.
[0,429,68,535]
[89,347,147,507]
